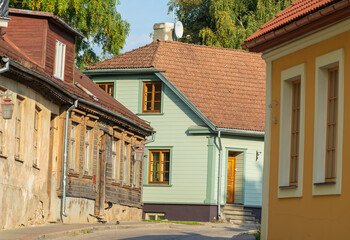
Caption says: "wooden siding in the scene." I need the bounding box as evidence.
[221,137,264,207]
[5,15,47,67]
[46,22,75,83]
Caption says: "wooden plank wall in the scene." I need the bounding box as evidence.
[5,15,47,67]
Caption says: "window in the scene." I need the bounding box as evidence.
[278,64,305,198]
[142,81,162,113]
[313,48,344,196]
[69,122,78,170]
[112,138,120,181]
[84,127,92,174]
[33,106,41,168]
[97,82,114,98]
[290,80,300,186]
[145,213,165,220]
[148,150,170,184]
[15,96,23,160]
[325,68,338,182]
[54,40,66,80]
[123,142,130,185]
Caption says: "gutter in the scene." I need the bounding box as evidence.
[217,130,223,219]
[0,57,9,74]
[60,100,78,222]
[9,60,152,134]
[216,128,264,137]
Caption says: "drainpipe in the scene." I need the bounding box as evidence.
[0,57,10,74]
[217,130,223,219]
[145,131,156,145]
[60,100,78,222]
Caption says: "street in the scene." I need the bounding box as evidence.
[55,223,255,240]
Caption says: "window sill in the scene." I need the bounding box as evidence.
[314,181,336,186]
[279,185,298,189]
[32,164,40,170]
[82,174,93,180]
[68,172,80,177]
[0,154,8,159]
[144,184,172,187]
[137,113,164,116]
[15,157,23,163]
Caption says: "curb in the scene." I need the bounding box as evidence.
[32,223,177,240]
[231,230,257,240]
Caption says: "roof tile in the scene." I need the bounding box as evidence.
[87,40,265,132]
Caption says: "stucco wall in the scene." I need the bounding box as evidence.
[267,25,350,239]
[0,75,60,229]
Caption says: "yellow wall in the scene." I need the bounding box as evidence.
[268,30,350,239]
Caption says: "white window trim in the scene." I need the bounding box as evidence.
[278,63,305,198]
[313,48,344,196]
[54,40,66,80]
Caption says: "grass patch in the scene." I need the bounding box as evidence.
[142,219,202,225]
[82,229,92,234]
[73,232,79,236]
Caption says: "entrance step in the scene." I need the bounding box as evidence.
[221,204,259,228]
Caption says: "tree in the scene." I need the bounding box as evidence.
[10,0,130,69]
[168,0,292,49]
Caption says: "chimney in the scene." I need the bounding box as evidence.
[0,0,10,28]
[153,23,174,42]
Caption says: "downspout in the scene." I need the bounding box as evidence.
[217,130,223,219]
[0,57,10,73]
[60,100,78,222]
[145,131,156,145]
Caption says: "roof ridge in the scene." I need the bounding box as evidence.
[150,40,162,66]
[156,39,262,56]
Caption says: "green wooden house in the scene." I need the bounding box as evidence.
[84,40,265,222]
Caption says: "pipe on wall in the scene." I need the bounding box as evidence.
[0,57,10,74]
[60,100,78,222]
[217,130,223,219]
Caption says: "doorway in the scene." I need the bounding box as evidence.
[226,151,244,204]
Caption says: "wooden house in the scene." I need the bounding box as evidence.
[84,40,266,223]
[0,9,152,229]
[244,0,350,239]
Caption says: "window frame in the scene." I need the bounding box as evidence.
[97,82,115,98]
[278,63,305,198]
[54,40,66,80]
[15,95,24,161]
[148,149,171,185]
[33,105,41,168]
[142,81,162,113]
[111,136,121,182]
[313,48,344,196]
[69,121,79,171]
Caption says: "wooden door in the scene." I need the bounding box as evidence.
[226,153,236,203]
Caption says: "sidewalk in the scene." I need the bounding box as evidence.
[231,231,257,240]
[0,222,167,240]
[0,221,257,240]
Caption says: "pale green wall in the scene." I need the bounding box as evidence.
[92,75,211,204]
[91,74,264,207]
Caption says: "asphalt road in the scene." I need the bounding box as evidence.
[55,223,252,240]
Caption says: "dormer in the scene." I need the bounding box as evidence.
[4,8,84,83]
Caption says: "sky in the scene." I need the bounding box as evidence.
[117,0,175,53]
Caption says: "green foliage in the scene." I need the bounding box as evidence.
[10,0,129,69]
[168,0,293,49]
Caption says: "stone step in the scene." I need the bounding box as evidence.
[230,219,257,225]
[231,222,260,230]
[222,209,253,216]
[223,204,244,211]
[226,215,256,221]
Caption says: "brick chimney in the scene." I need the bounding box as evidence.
[153,23,174,42]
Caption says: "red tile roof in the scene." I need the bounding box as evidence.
[0,35,151,131]
[244,0,350,51]
[86,40,266,132]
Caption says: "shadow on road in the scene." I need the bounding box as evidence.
[120,231,232,240]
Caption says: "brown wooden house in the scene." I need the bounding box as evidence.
[0,9,153,229]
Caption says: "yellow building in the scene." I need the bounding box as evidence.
[244,1,350,239]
